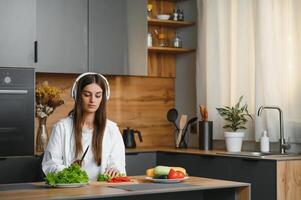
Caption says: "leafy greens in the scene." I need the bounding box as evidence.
[97,172,126,182]
[45,164,89,187]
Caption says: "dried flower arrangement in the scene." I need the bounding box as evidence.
[35,81,64,119]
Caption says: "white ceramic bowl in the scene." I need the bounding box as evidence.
[157,14,170,20]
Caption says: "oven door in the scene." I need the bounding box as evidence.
[0,89,34,157]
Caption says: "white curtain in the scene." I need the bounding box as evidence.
[196,0,301,142]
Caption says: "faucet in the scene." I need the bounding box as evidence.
[257,106,290,154]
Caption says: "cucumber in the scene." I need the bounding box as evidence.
[154,175,168,179]
[154,166,171,176]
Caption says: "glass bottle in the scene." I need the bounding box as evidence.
[147,33,153,47]
[178,10,184,21]
[173,33,182,48]
[172,9,178,21]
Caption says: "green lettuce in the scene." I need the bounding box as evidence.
[97,173,111,182]
[97,172,126,182]
[45,164,89,187]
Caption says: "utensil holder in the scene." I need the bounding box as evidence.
[199,121,213,150]
[174,129,189,148]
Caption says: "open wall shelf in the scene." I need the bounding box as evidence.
[148,47,195,54]
[148,19,195,28]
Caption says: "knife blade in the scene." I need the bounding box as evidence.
[80,145,89,163]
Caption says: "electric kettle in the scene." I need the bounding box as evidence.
[122,127,143,148]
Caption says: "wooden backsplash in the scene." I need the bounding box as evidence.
[36,73,175,149]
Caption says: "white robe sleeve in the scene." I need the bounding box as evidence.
[42,121,68,174]
[107,125,126,175]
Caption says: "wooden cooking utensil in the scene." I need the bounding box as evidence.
[176,115,187,148]
[199,105,208,121]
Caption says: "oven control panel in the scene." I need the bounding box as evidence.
[0,67,34,88]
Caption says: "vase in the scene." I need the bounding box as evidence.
[36,117,49,153]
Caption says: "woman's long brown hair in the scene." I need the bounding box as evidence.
[69,74,107,165]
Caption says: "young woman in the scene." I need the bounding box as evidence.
[42,72,126,181]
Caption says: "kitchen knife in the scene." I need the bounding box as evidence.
[80,145,90,163]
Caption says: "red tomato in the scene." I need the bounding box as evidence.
[175,171,185,179]
[168,169,185,179]
[108,176,131,183]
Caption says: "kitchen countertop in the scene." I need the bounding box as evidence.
[0,176,250,200]
[125,146,301,161]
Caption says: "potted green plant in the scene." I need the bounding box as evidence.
[216,96,253,152]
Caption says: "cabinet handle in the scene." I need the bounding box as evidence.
[0,90,28,94]
[34,41,38,63]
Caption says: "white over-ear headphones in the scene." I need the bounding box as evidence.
[71,72,110,100]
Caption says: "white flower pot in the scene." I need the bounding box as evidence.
[224,132,244,152]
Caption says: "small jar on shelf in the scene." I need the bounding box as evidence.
[178,10,184,21]
[173,33,182,48]
[158,33,168,47]
[172,9,179,21]
[147,33,153,47]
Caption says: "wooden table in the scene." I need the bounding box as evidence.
[0,176,250,200]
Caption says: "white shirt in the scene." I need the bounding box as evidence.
[42,116,126,181]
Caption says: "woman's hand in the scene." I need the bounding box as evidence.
[105,167,120,178]
[72,159,82,167]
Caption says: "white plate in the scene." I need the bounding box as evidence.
[46,182,89,188]
[145,176,189,183]
[157,14,170,20]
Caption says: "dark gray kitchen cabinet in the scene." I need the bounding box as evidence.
[157,152,230,179]
[206,157,276,200]
[0,0,35,68]
[126,152,156,176]
[197,155,231,180]
[157,152,277,200]
[0,156,44,184]
[0,0,147,75]
[126,0,148,76]
[156,152,201,176]
[36,0,88,73]
[228,157,276,200]
[89,0,127,75]
[88,0,147,76]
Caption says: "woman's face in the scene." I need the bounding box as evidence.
[81,83,103,114]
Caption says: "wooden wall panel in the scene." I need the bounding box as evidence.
[148,0,175,16]
[148,53,176,77]
[35,73,175,152]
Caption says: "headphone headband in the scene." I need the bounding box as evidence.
[71,72,110,100]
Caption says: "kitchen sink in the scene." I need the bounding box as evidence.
[216,151,301,158]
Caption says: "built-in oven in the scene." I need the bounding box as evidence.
[0,67,34,157]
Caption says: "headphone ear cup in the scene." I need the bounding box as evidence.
[72,87,76,100]
[71,79,78,100]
